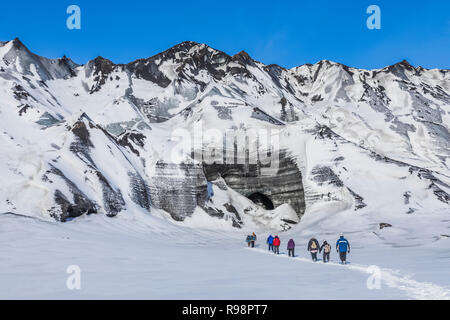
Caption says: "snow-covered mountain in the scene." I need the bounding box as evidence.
[0,38,449,231]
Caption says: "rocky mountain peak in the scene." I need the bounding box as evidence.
[232,50,252,63]
[11,37,25,48]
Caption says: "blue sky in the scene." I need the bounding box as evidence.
[0,0,449,69]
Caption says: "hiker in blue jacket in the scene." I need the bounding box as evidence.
[267,235,274,252]
[336,233,350,264]
[246,233,256,247]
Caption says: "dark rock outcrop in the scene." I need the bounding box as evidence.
[150,160,207,221]
[203,150,306,218]
[379,222,392,229]
[47,166,98,222]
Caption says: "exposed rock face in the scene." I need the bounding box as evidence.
[379,222,393,229]
[150,161,207,221]
[48,167,98,222]
[68,115,126,216]
[148,149,306,222]
[202,201,243,228]
[85,56,119,93]
[203,150,306,218]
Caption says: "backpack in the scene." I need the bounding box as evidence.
[310,240,317,249]
[324,244,331,253]
[246,235,252,242]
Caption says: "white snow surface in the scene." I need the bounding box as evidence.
[1,211,449,299]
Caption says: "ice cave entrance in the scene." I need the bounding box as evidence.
[248,192,274,210]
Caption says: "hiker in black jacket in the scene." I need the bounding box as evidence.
[320,240,331,263]
[307,238,320,262]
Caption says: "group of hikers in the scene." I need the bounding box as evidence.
[246,232,257,248]
[246,232,351,264]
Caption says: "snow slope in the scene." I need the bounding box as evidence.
[0,211,449,299]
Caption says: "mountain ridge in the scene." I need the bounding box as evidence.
[0,37,448,229]
[3,38,447,72]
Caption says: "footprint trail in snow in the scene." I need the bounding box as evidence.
[248,247,450,300]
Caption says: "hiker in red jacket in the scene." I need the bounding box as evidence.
[273,236,281,254]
